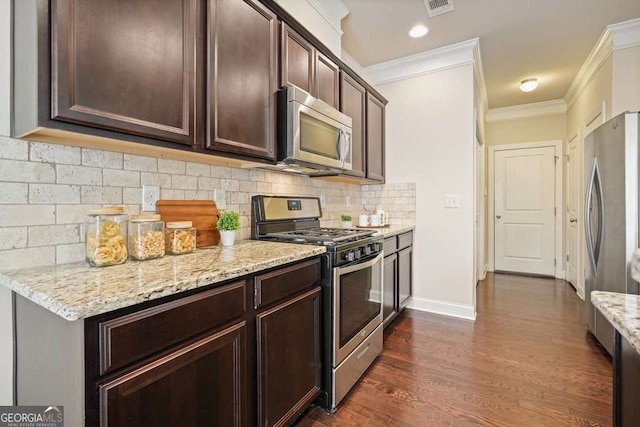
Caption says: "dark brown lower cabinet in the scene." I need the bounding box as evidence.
[383,231,413,329]
[383,253,398,327]
[614,330,640,426]
[100,321,247,427]
[398,246,413,310]
[257,287,321,427]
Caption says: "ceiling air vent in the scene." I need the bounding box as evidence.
[422,0,454,17]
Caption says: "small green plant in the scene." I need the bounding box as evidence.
[217,211,240,231]
[341,214,352,222]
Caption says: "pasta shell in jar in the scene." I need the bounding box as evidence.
[85,207,128,267]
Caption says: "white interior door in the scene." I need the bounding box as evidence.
[494,146,556,275]
[566,136,579,287]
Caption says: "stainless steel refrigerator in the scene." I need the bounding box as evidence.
[584,111,639,355]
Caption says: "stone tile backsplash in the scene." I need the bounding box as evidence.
[0,136,415,270]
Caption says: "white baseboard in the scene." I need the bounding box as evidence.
[577,286,585,301]
[407,297,477,321]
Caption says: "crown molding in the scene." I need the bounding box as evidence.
[362,38,479,86]
[486,99,567,122]
[341,49,364,75]
[564,29,613,109]
[609,17,640,50]
[305,0,349,36]
[473,41,489,115]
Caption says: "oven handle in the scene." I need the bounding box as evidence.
[336,252,384,275]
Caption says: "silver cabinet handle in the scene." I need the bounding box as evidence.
[570,218,577,223]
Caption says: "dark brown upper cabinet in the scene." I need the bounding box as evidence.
[366,92,386,182]
[207,0,278,161]
[340,71,366,178]
[51,0,200,146]
[281,23,315,94]
[316,53,340,109]
[281,24,339,109]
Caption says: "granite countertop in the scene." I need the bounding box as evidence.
[0,240,326,321]
[354,225,415,238]
[591,291,640,355]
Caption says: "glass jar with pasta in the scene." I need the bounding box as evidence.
[128,214,165,261]
[165,221,197,255]
[85,207,129,267]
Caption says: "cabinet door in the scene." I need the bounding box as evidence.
[366,93,386,182]
[398,246,412,311]
[100,322,247,427]
[257,288,321,427]
[383,254,398,328]
[207,0,277,161]
[614,331,640,426]
[340,72,366,178]
[316,53,339,109]
[52,0,199,145]
[281,24,315,94]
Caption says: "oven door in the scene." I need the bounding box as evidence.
[333,252,383,365]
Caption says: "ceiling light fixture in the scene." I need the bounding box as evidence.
[520,78,538,92]
[409,25,429,38]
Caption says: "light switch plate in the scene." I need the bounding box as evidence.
[142,185,160,211]
[445,194,460,208]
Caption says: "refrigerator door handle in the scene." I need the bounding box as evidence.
[593,159,604,271]
[584,159,597,276]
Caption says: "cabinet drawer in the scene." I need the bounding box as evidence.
[398,231,413,250]
[254,258,321,309]
[99,280,246,375]
[383,237,397,255]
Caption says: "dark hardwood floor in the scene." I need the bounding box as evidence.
[297,273,613,426]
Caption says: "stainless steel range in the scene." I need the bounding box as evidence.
[252,195,384,412]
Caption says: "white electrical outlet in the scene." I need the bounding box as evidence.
[319,195,326,208]
[346,196,351,208]
[213,189,226,209]
[142,185,160,211]
[445,194,460,208]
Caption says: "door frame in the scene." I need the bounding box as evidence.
[488,140,564,278]
[565,130,579,291]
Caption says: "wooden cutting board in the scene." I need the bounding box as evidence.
[157,200,220,247]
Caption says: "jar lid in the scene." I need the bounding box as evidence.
[166,221,193,229]
[130,214,162,222]
[88,206,125,215]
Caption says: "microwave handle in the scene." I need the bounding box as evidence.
[339,129,350,168]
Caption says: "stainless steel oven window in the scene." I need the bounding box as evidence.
[333,253,383,364]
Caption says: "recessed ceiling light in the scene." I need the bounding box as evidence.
[409,25,429,38]
[520,78,538,92]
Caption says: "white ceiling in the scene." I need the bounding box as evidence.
[341,0,640,109]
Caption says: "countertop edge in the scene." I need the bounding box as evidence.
[0,243,326,321]
[591,291,640,355]
[369,225,415,238]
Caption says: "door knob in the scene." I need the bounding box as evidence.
[496,215,501,219]
[570,218,577,223]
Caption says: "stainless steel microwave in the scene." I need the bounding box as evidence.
[276,86,352,175]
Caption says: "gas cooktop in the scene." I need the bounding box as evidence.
[265,227,374,244]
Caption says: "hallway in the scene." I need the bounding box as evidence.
[298,273,613,426]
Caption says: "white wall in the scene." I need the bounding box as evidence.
[0,0,12,406]
[612,45,640,116]
[377,64,476,319]
[275,0,342,56]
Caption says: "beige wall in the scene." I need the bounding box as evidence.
[486,115,567,147]
[275,0,342,56]
[376,64,476,319]
[612,45,640,116]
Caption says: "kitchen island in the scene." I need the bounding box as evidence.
[0,240,326,427]
[592,291,640,426]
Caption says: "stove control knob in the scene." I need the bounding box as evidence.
[344,251,355,262]
[364,245,372,256]
[375,242,382,252]
[354,249,362,259]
